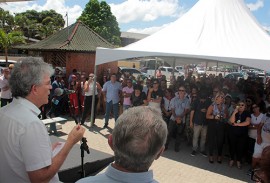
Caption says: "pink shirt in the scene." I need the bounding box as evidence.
[122,86,134,105]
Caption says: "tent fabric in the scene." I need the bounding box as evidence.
[95,0,270,70]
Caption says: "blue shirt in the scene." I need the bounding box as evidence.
[170,96,190,121]
[76,164,158,183]
[102,81,122,104]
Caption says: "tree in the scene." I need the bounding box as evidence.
[14,10,65,40]
[0,8,14,32]
[0,29,25,66]
[79,0,121,46]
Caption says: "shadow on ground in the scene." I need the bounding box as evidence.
[162,139,252,183]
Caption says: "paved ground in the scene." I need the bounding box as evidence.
[53,115,252,183]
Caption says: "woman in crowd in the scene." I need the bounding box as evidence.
[161,88,174,125]
[206,91,228,163]
[229,100,251,169]
[80,73,102,125]
[130,84,148,107]
[248,104,264,163]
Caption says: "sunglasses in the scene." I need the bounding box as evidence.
[238,104,245,107]
[179,89,186,92]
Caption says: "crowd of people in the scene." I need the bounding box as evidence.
[1,58,270,182]
[99,69,270,181]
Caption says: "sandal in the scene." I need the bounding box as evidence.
[229,160,234,167]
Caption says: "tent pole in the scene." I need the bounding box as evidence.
[216,61,218,75]
[154,57,158,78]
[172,57,176,83]
[90,64,98,127]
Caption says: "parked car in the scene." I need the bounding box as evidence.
[175,65,184,73]
[159,66,184,80]
[118,67,149,80]
[196,67,206,76]
[225,72,247,80]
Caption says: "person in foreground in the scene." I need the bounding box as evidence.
[0,57,85,183]
[77,106,168,183]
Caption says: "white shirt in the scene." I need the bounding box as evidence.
[0,97,59,183]
[85,82,98,96]
[0,75,12,99]
[249,113,264,139]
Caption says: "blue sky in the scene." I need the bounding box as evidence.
[2,0,270,34]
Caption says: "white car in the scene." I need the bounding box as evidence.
[159,66,184,79]
[196,68,206,75]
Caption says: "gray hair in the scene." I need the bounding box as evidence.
[9,57,54,98]
[113,106,168,172]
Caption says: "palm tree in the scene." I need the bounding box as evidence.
[0,29,25,66]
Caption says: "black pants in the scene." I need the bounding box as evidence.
[166,120,185,148]
[208,120,225,156]
[228,131,247,162]
[81,95,98,124]
[1,98,12,107]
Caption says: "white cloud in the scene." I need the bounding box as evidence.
[246,0,264,11]
[110,0,181,24]
[127,22,172,35]
[1,0,82,27]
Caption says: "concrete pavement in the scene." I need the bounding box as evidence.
[55,115,252,183]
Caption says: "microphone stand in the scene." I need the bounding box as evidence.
[80,137,90,178]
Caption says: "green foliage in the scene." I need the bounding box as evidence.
[79,0,121,46]
[0,8,15,32]
[13,9,65,39]
[0,29,25,65]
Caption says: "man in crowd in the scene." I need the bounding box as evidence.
[166,85,190,152]
[190,92,209,157]
[77,106,167,183]
[0,68,12,107]
[103,73,122,128]
[0,57,85,182]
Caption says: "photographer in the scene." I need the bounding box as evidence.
[206,91,228,164]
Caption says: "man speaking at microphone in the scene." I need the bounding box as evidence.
[0,57,85,183]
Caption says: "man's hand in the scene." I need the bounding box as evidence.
[67,125,85,145]
[190,122,193,129]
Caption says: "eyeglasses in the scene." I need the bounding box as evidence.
[251,169,265,183]
[179,90,186,92]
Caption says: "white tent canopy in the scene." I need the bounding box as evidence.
[95,0,270,70]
